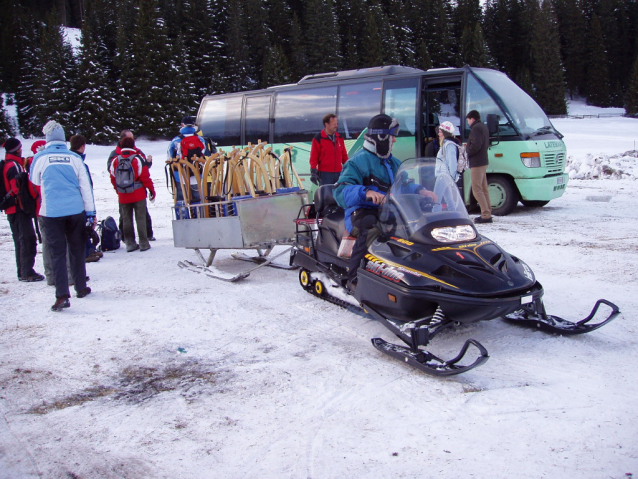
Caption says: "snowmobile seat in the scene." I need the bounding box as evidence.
[314,184,341,218]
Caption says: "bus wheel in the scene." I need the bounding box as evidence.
[521,200,549,208]
[488,175,519,216]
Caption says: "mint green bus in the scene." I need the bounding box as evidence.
[197,65,567,215]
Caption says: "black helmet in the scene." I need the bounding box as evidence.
[181,115,196,126]
[364,114,400,159]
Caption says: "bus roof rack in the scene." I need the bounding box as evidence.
[298,65,425,84]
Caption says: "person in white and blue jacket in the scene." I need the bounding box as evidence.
[435,121,460,182]
[30,120,96,312]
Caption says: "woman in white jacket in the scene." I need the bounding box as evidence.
[434,121,459,182]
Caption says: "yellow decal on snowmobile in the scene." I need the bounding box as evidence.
[391,237,414,246]
[365,254,459,289]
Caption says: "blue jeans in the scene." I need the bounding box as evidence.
[319,171,341,186]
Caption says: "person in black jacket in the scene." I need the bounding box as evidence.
[1,138,43,282]
[465,110,492,224]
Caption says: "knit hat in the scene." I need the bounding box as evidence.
[3,138,22,153]
[43,120,65,142]
[439,121,455,135]
[181,115,196,126]
[31,140,46,154]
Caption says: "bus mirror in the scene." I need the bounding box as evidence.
[487,114,499,136]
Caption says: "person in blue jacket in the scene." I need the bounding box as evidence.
[334,114,437,290]
[30,121,96,311]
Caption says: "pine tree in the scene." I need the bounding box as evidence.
[223,0,256,91]
[0,0,21,92]
[303,0,341,74]
[288,12,306,81]
[552,0,588,97]
[36,12,77,129]
[262,44,292,87]
[459,23,492,67]
[0,95,17,138]
[530,0,566,114]
[73,15,119,144]
[243,0,271,87]
[15,14,42,137]
[624,55,638,115]
[585,13,611,107]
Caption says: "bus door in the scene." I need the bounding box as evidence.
[382,77,419,161]
[243,94,272,145]
[421,77,463,156]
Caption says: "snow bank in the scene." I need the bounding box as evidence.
[566,150,638,180]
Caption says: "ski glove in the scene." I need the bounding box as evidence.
[85,215,95,229]
[149,189,156,203]
[311,169,319,186]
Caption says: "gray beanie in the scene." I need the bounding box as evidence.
[43,120,65,143]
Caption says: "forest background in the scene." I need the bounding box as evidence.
[1,0,638,145]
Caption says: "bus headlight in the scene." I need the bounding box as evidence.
[521,152,541,168]
[431,225,476,243]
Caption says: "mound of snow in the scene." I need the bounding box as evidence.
[565,150,638,180]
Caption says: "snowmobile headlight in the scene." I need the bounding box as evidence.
[521,152,541,168]
[431,225,476,243]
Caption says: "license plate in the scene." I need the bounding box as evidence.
[557,176,565,185]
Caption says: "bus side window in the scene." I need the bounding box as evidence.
[245,95,271,144]
[337,81,382,139]
[199,96,242,146]
[274,86,337,144]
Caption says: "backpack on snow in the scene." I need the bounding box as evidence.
[179,134,205,160]
[98,216,121,251]
[456,144,469,173]
[115,155,143,194]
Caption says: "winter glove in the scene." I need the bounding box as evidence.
[311,169,319,186]
[85,215,96,233]
[149,190,156,203]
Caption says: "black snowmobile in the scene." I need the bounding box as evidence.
[291,158,620,376]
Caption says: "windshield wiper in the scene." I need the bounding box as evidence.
[528,126,563,139]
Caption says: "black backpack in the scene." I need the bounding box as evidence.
[115,155,143,193]
[98,216,121,251]
[15,171,38,217]
[0,159,15,212]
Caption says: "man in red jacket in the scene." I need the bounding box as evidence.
[309,113,349,186]
[109,137,155,252]
[1,138,44,282]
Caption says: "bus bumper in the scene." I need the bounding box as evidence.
[515,174,568,201]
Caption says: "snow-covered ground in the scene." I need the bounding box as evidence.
[1,112,637,478]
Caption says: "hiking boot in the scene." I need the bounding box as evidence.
[149,236,156,241]
[474,216,493,224]
[85,253,101,263]
[19,273,45,282]
[140,244,151,252]
[126,243,140,252]
[51,296,70,312]
[76,287,91,298]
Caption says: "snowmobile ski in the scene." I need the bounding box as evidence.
[231,251,299,270]
[371,338,489,377]
[503,298,620,335]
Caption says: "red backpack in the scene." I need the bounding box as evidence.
[180,134,205,160]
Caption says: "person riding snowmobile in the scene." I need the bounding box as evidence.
[333,114,437,289]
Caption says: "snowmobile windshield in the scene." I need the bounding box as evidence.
[378,158,474,243]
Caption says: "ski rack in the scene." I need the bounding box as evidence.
[503,298,620,334]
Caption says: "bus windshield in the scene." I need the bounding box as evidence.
[472,69,556,139]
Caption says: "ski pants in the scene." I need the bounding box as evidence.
[7,210,38,279]
[347,209,382,282]
[39,216,74,286]
[40,212,87,299]
[121,199,149,249]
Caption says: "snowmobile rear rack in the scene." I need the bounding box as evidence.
[503,298,620,335]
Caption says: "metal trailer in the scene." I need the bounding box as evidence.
[172,189,308,281]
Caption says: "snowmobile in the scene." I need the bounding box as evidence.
[290,158,620,376]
